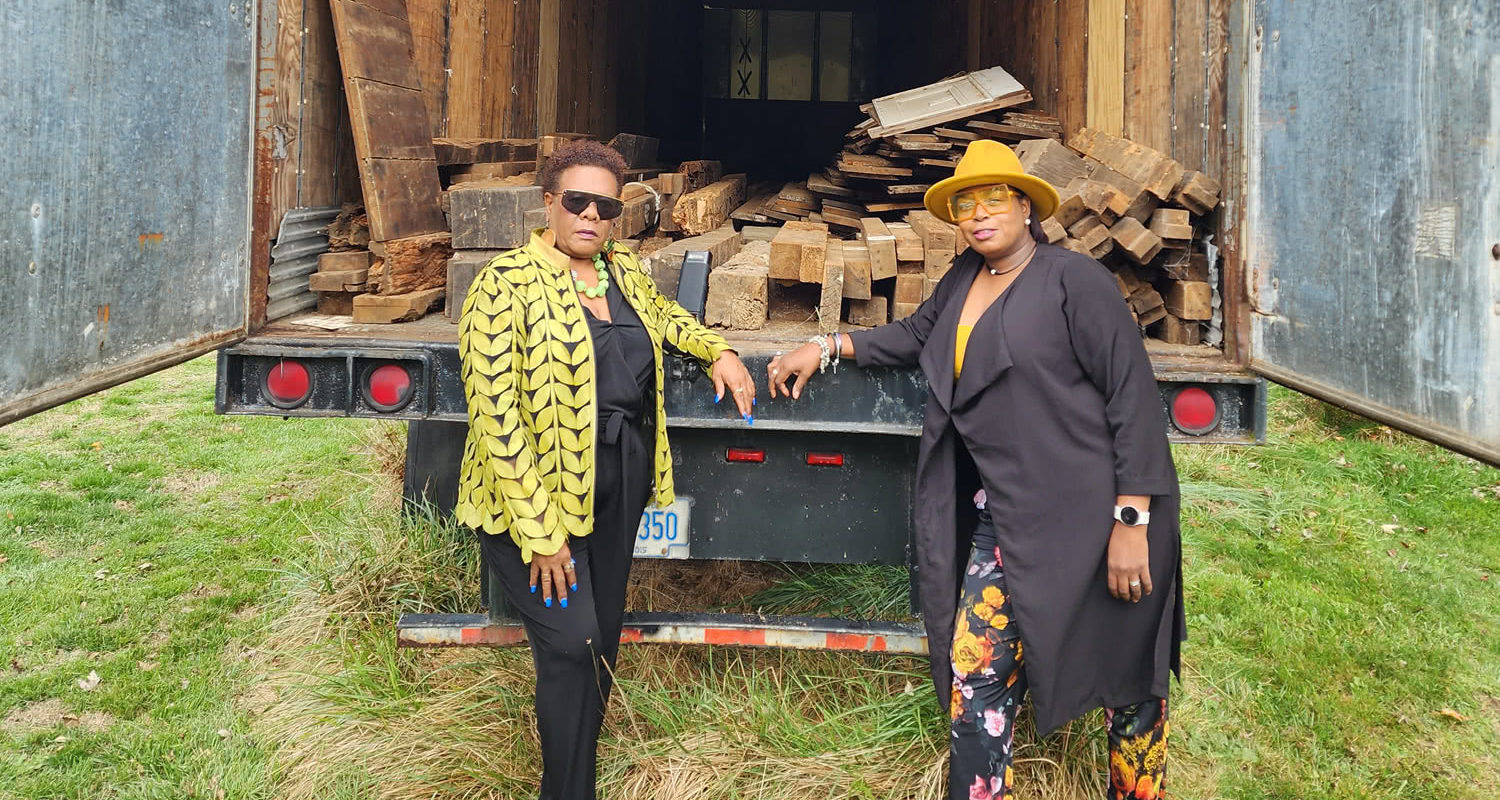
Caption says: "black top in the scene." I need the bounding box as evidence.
[583,277,654,424]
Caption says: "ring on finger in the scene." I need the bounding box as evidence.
[1128,579,1141,587]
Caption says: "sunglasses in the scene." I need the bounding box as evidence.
[558,189,624,221]
[947,185,1019,222]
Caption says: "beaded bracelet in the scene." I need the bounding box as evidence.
[809,335,832,374]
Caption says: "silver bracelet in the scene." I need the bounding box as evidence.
[831,333,842,373]
[809,335,832,374]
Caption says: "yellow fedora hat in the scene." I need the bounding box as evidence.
[923,139,1060,223]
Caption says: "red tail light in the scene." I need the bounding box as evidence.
[263,361,311,409]
[363,364,414,412]
[806,452,845,467]
[1170,387,1220,435]
[725,448,765,463]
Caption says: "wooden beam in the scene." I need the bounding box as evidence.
[1171,0,1208,170]
[537,0,559,134]
[1086,0,1125,136]
[1124,0,1174,153]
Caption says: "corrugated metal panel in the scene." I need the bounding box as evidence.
[1243,0,1500,465]
[0,1,257,425]
[265,207,338,321]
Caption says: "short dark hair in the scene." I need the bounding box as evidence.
[539,140,628,194]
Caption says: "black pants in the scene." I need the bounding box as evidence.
[476,414,651,800]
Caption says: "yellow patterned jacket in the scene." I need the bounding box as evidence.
[456,231,731,562]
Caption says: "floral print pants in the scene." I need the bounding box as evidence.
[949,543,1169,800]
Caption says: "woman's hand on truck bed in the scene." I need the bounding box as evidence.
[531,545,576,609]
[767,343,822,400]
[711,351,758,424]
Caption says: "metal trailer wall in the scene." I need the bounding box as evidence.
[0,2,257,424]
[1240,0,1500,464]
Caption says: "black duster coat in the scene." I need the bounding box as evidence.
[847,244,1185,735]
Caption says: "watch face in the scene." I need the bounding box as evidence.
[1119,506,1140,526]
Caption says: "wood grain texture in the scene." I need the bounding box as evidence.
[1087,0,1125,136]
[357,158,448,240]
[303,0,360,209]
[346,79,440,160]
[329,0,422,88]
[1171,0,1207,170]
[480,0,515,136]
[1203,0,1230,183]
[1124,0,1173,152]
[446,0,484,137]
[509,0,541,135]
[407,0,449,136]
[270,0,305,228]
[1057,0,1089,139]
[537,0,559,135]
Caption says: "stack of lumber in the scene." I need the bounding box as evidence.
[434,137,539,185]
[1026,127,1222,344]
[733,66,1057,233]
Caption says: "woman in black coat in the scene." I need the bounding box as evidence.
[769,140,1183,800]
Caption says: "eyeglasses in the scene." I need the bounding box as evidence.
[947,185,1019,222]
[558,189,624,221]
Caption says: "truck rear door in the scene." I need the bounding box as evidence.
[0,2,257,425]
[1241,0,1499,465]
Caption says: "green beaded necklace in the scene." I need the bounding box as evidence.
[571,251,610,299]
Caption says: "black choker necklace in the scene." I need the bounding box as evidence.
[987,251,1033,276]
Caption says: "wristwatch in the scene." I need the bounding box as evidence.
[1114,504,1151,527]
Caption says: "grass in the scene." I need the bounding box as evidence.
[2,356,1498,799]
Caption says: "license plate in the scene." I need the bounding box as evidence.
[634,496,692,558]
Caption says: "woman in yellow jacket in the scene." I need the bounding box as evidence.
[457,140,756,800]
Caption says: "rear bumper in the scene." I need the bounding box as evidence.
[397,611,929,654]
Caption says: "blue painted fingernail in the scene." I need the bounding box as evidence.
[752,397,757,407]
[544,597,552,608]
[571,583,578,591]
[714,394,721,403]
[747,415,755,426]
[530,585,537,593]
[560,597,568,608]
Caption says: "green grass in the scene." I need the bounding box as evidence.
[2,357,1497,799]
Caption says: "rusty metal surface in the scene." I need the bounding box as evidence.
[0,1,257,425]
[1241,0,1500,465]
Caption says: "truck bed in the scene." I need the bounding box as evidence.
[252,312,1238,375]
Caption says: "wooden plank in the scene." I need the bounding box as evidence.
[540,0,564,134]
[303,0,358,209]
[1070,127,1185,201]
[840,241,872,300]
[860,218,898,281]
[358,159,448,240]
[329,0,422,88]
[1124,0,1173,152]
[1057,0,1089,139]
[332,0,445,240]
[1171,0,1208,170]
[353,287,446,323]
[367,232,452,295]
[479,0,515,137]
[406,0,449,137]
[1086,0,1125,136]
[309,268,370,292]
[346,79,437,160]
[868,65,1031,138]
[270,0,305,227]
[672,175,747,236]
[508,0,541,136]
[1163,280,1213,320]
[1204,0,1231,185]
[1014,138,1092,190]
[446,0,485,138]
[818,242,845,334]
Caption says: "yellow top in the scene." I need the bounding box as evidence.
[955,324,974,378]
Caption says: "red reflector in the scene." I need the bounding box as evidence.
[725,448,765,463]
[1171,387,1220,435]
[368,364,412,410]
[806,452,844,467]
[264,361,311,408]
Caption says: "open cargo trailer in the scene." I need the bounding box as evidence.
[3,1,1496,649]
